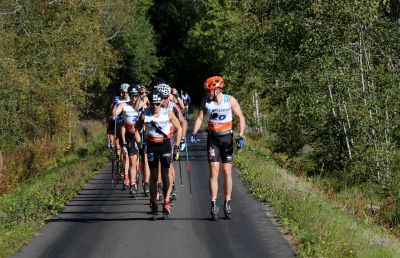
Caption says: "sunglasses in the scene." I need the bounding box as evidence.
[153,102,162,106]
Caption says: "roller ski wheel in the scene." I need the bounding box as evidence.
[210,201,219,221]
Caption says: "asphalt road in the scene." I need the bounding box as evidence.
[12,132,295,258]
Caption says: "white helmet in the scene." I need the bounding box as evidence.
[155,83,171,97]
[120,83,130,93]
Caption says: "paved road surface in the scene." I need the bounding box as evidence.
[12,132,295,258]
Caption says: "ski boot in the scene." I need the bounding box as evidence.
[143,182,150,197]
[163,201,171,220]
[151,202,158,220]
[129,182,137,198]
[123,177,130,190]
[210,201,219,221]
[170,184,177,201]
[224,200,232,220]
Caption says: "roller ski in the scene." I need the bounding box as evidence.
[210,201,219,221]
[224,200,232,220]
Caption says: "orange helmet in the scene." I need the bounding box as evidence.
[204,76,224,92]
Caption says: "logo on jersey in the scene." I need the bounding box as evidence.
[208,147,215,160]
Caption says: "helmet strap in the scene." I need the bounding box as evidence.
[212,89,220,101]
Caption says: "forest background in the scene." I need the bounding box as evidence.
[1,0,400,249]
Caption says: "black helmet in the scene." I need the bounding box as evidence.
[129,84,139,95]
[150,89,163,103]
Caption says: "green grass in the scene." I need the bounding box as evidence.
[0,129,108,258]
[235,137,400,257]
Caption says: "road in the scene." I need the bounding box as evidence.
[12,132,295,258]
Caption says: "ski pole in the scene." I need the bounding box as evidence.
[178,153,183,187]
[112,116,117,188]
[184,138,192,197]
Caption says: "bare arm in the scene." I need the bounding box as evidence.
[169,110,182,145]
[175,96,185,110]
[230,96,245,136]
[192,97,206,133]
[121,124,127,144]
[113,102,124,117]
[135,113,145,132]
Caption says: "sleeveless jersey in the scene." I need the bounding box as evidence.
[205,94,233,133]
[144,108,172,143]
[163,100,181,137]
[122,103,139,126]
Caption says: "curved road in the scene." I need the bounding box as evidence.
[12,132,295,258]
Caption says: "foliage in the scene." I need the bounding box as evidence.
[236,137,400,257]
[185,0,400,212]
[0,125,107,258]
[0,0,159,191]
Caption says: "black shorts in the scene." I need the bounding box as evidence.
[207,133,233,163]
[126,132,139,156]
[146,140,172,169]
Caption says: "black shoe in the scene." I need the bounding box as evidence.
[210,201,219,221]
[129,184,137,198]
[224,200,232,220]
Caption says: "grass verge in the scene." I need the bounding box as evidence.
[0,124,108,258]
[235,136,400,257]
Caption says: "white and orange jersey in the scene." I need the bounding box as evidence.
[205,94,233,133]
[144,108,172,143]
[122,103,140,128]
[162,99,183,137]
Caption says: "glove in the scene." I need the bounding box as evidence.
[106,141,112,149]
[189,132,198,144]
[122,143,128,154]
[235,136,244,149]
[173,145,180,161]
[179,139,186,151]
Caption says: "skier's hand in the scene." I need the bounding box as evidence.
[189,132,199,144]
[235,136,244,150]
[106,141,112,149]
[179,139,186,152]
[173,145,180,161]
[122,143,128,154]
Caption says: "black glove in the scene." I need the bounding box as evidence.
[173,145,180,161]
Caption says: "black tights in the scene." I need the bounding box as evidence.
[150,166,171,203]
